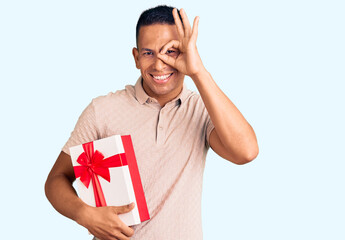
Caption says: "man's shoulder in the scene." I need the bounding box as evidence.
[183,88,205,108]
[91,84,136,106]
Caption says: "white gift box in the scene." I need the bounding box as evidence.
[69,135,150,226]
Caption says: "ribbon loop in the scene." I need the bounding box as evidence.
[73,142,127,207]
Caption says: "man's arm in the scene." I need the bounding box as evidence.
[45,151,135,240]
[158,8,259,164]
[191,71,258,164]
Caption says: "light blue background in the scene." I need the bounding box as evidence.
[1,0,344,239]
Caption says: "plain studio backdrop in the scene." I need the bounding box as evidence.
[0,0,344,239]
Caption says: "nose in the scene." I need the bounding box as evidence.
[153,56,167,71]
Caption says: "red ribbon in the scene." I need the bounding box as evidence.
[73,142,127,207]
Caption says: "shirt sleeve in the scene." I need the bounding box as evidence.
[62,100,99,155]
[205,114,215,149]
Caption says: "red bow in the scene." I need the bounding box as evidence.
[73,142,127,207]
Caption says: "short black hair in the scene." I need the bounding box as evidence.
[135,5,182,46]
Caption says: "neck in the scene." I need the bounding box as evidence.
[142,81,183,107]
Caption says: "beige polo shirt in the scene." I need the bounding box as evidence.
[63,77,214,240]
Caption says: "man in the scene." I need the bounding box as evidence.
[45,5,258,240]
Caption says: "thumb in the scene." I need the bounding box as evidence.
[113,202,135,214]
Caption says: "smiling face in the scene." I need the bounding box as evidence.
[132,24,185,105]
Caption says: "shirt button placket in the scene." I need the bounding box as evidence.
[157,108,165,145]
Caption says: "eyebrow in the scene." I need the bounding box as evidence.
[140,48,153,52]
[140,47,178,53]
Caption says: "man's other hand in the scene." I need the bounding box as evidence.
[77,203,135,240]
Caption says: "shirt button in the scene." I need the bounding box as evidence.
[159,126,163,130]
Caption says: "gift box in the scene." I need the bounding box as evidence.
[69,135,150,226]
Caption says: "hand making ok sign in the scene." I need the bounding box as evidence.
[158,8,206,78]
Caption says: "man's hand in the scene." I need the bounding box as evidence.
[160,10,259,165]
[158,8,206,78]
[77,203,135,240]
[45,151,136,239]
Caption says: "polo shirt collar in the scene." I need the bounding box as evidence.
[134,77,188,105]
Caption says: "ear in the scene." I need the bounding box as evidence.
[132,47,140,69]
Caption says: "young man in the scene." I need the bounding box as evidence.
[45,5,258,240]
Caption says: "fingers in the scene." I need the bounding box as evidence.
[173,8,199,43]
[157,53,176,68]
[160,40,180,55]
[107,231,131,240]
[191,16,200,44]
[113,231,132,240]
[112,210,134,239]
[179,8,192,37]
[84,205,135,240]
[158,40,180,67]
[120,225,134,238]
[114,213,134,239]
[112,206,135,239]
[173,8,184,38]
[113,202,135,214]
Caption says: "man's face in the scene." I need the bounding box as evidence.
[133,24,184,103]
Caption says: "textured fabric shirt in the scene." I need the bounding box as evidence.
[62,78,214,240]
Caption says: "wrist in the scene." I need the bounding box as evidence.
[190,67,209,82]
[75,203,92,227]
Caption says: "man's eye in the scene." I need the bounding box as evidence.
[143,52,153,56]
[166,50,179,57]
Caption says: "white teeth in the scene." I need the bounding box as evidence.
[152,73,172,80]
